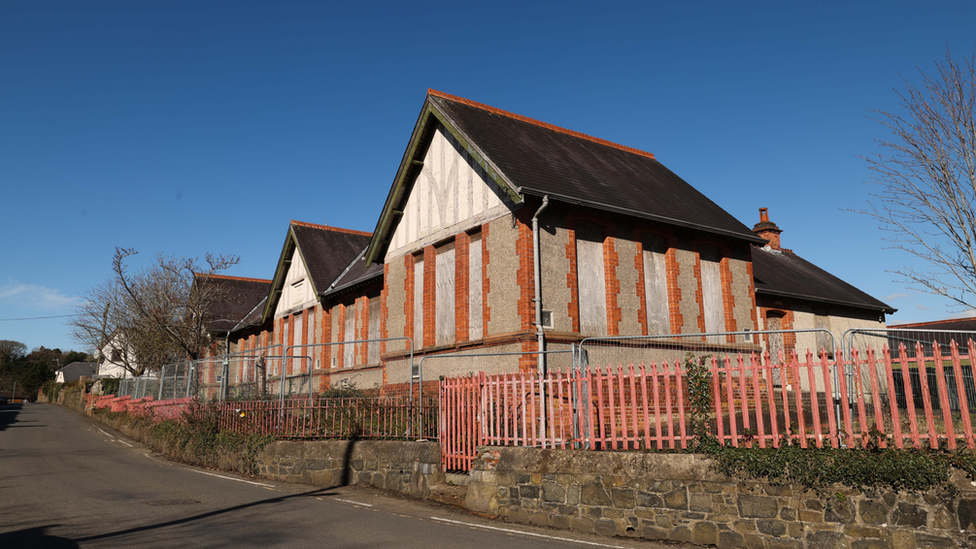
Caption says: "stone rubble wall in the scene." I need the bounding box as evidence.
[256,440,444,498]
[465,446,976,548]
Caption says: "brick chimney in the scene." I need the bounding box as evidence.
[752,207,782,250]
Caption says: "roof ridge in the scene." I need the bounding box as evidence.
[195,274,272,283]
[888,318,976,329]
[291,220,373,237]
[428,89,655,160]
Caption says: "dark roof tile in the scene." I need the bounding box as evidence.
[429,91,763,243]
[195,274,272,333]
[752,247,894,313]
[290,221,373,293]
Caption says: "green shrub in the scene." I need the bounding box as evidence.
[680,352,976,495]
[100,378,120,395]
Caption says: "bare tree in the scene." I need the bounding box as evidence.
[69,248,239,375]
[0,340,28,365]
[862,50,976,310]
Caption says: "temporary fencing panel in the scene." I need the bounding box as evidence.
[440,339,976,472]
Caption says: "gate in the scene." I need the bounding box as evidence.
[435,350,572,472]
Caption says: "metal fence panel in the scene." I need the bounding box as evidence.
[440,339,976,472]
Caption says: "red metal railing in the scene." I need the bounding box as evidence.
[92,394,437,440]
[440,341,976,471]
[201,397,437,439]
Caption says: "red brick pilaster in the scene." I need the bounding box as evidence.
[720,255,737,342]
[603,232,621,336]
[455,232,470,342]
[693,250,707,334]
[423,246,436,348]
[746,258,759,332]
[783,310,796,351]
[665,243,683,334]
[565,222,580,333]
[634,241,648,336]
[482,223,491,334]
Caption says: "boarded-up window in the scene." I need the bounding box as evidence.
[468,232,483,340]
[291,280,304,307]
[576,221,607,336]
[280,322,289,375]
[413,256,424,348]
[309,308,318,371]
[368,296,381,364]
[699,245,725,339]
[344,303,356,367]
[643,236,671,334]
[293,314,303,372]
[436,242,456,346]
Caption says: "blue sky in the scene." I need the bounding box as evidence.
[2,1,975,353]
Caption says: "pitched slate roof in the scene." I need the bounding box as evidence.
[194,274,272,334]
[367,90,765,264]
[291,221,373,291]
[320,249,384,299]
[752,247,895,314]
[263,221,373,319]
[57,362,97,382]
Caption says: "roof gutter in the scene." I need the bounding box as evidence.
[519,187,768,245]
[755,288,897,315]
[319,270,383,299]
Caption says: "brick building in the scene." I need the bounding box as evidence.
[750,208,894,359]
[219,90,893,394]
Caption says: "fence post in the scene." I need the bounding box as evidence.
[158,366,166,400]
[571,343,581,449]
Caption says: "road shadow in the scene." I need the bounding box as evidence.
[341,434,358,486]
[0,404,22,432]
[73,485,341,544]
[0,526,79,548]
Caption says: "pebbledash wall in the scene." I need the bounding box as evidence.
[464,447,976,549]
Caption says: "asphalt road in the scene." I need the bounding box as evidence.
[0,403,672,549]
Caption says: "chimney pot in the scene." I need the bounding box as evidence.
[752,207,782,250]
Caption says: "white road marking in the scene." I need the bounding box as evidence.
[189,469,275,488]
[118,440,133,447]
[334,498,373,507]
[429,517,630,548]
[97,428,112,438]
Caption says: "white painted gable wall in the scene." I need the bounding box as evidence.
[386,125,511,261]
[275,248,317,318]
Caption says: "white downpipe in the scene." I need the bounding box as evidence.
[532,195,550,447]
